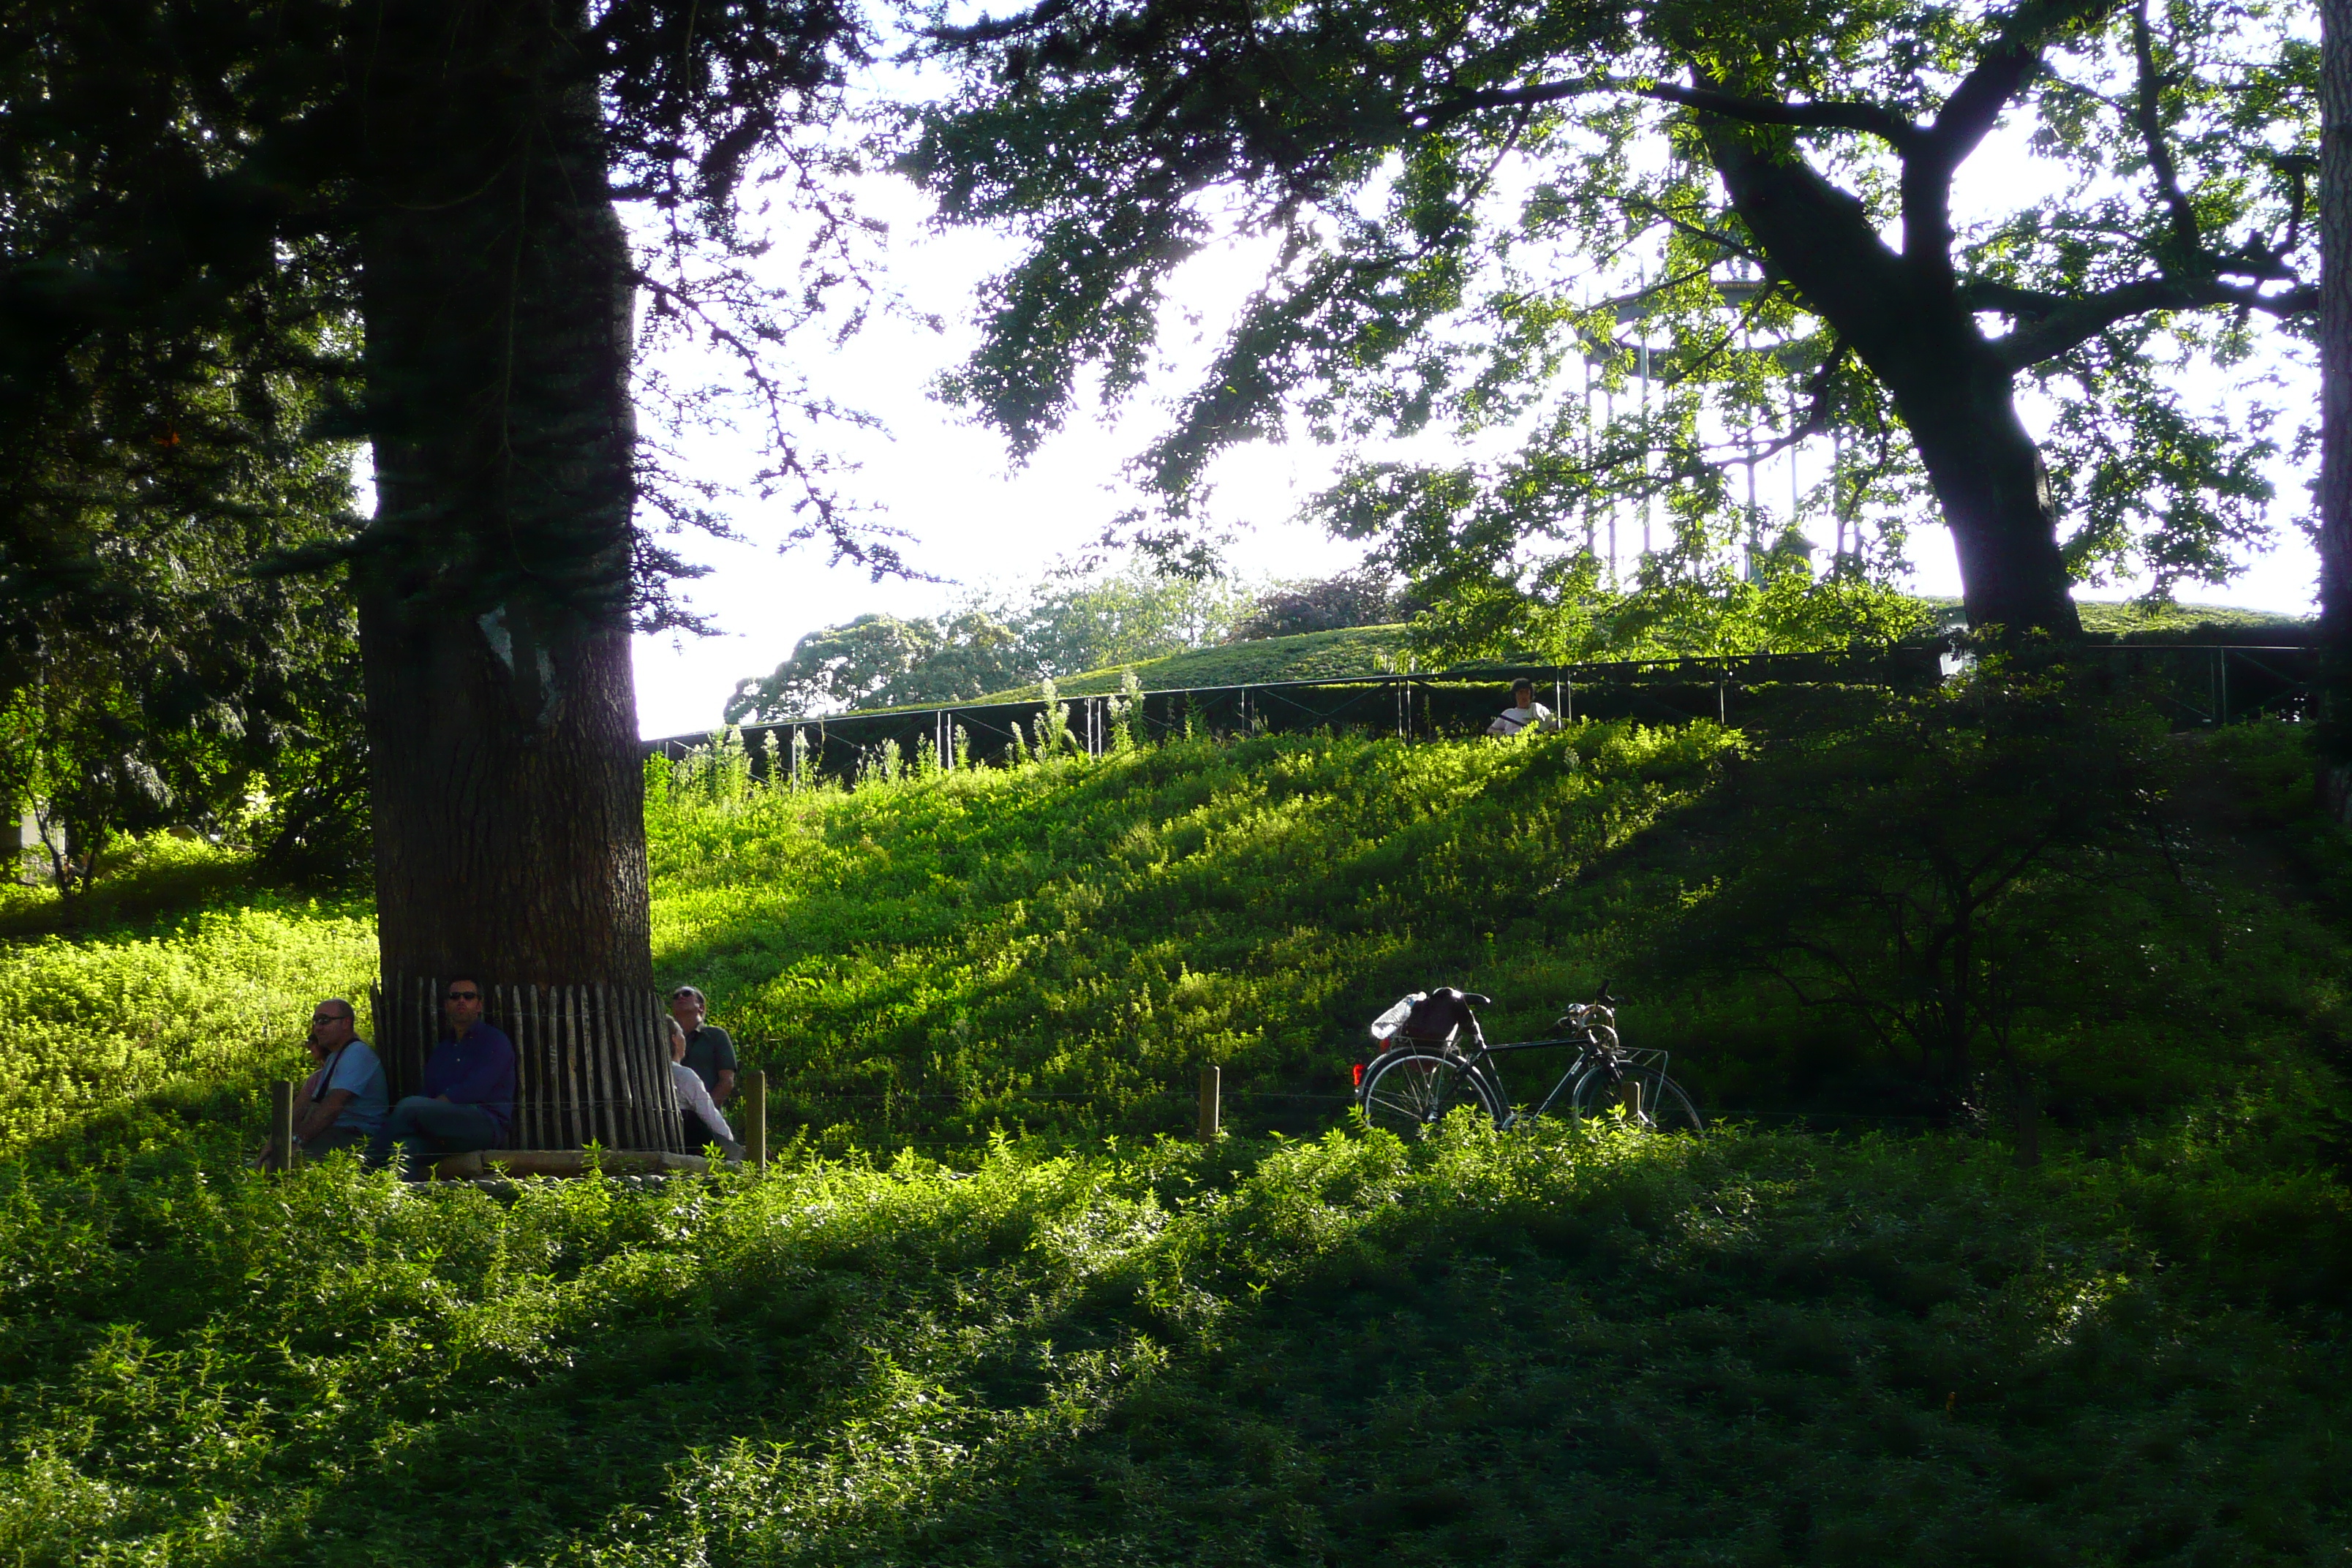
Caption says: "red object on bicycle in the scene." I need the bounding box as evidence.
[1352,1062,1365,1088]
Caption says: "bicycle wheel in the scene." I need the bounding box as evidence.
[1570,1059,1703,1132]
[1358,1051,1505,1136]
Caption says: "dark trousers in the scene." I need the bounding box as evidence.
[371,1098,500,1179]
[299,1126,372,1161]
[680,1112,745,1161]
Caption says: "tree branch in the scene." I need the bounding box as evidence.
[1994,276,2315,368]
[1414,76,1922,148]
[1739,339,1849,463]
[2130,0,2204,266]
[1904,0,2124,273]
[1407,77,1613,130]
[921,0,1079,50]
[1635,82,1921,150]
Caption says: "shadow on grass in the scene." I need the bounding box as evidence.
[7,1077,278,1175]
[203,1134,2352,1567]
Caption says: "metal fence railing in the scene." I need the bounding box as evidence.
[644,641,2318,782]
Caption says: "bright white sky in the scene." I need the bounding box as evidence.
[624,88,2321,742]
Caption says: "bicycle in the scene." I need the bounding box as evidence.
[1353,983,1703,1136]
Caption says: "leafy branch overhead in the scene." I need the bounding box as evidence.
[0,0,900,641]
[911,0,2316,635]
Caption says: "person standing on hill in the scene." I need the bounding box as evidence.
[1487,678,1564,737]
[669,985,738,1107]
[369,977,514,1177]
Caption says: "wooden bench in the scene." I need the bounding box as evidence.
[427,1148,717,1179]
[263,1071,770,1177]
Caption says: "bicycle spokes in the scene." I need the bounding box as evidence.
[1367,1058,1447,1124]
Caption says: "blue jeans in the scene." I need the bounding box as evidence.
[370,1098,500,1179]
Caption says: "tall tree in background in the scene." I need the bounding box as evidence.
[0,0,878,1138]
[912,0,2316,638]
[2323,0,2352,818]
[725,562,1254,719]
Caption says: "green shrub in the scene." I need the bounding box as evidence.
[0,852,375,1166]
[0,1126,2338,1564]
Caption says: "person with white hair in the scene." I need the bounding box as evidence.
[667,1014,745,1161]
[668,984,737,1107]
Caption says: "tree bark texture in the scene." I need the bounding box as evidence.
[351,0,666,1139]
[2321,0,2352,814]
[1705,127,2082,639]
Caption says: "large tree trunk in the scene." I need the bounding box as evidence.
[1882,350,2082,639]
[1703,123,2083,640]
[351,0,675,1147]
[2321,0,2352,818]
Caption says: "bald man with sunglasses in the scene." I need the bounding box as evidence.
[369,977,516,1179]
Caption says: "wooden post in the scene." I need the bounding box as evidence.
[1198,1066,1221,1142]
[745,1068,768,1168]
[1619,1077,1644,1123]
[268,1079,295,1171]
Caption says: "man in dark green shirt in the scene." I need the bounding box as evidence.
[669,985,737,1106]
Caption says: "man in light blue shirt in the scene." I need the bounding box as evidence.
[287,998,387,1161]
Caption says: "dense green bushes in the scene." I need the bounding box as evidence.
[1648,687,2352,1142]
[0,848,373,1165]
[0,1121,2339,1564]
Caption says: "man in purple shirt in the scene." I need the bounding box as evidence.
[369,976,516,1178]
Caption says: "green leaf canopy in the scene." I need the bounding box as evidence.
[909,0,2317,638]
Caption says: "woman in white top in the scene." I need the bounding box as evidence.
[668,1017,746,1160]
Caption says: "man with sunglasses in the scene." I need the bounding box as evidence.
[257,998,387,1166]
[369,977,516,1177]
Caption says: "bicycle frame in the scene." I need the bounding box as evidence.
[1379,1010,1676,1127]
[1444,1014,1597,1124]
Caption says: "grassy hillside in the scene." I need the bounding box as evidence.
[0,837,375,1167]
[652,721,1733,1139]
[933,600,2305,712]
[970,622,1412,704]
[651,698,2346,1152]
[7,690,2342,1162]
[0,692,2344,1563]
[2073,598,2308,637]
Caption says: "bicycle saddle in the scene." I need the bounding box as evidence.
[1398,988,1490,1042]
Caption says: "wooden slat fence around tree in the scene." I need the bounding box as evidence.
[372,976,685,1153]
[646,642,2318,785]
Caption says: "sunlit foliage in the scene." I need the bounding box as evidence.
[0,1119,2340,1562]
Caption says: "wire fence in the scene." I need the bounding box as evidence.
[723,1079,1967,1155]
[647,641,2316,782]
